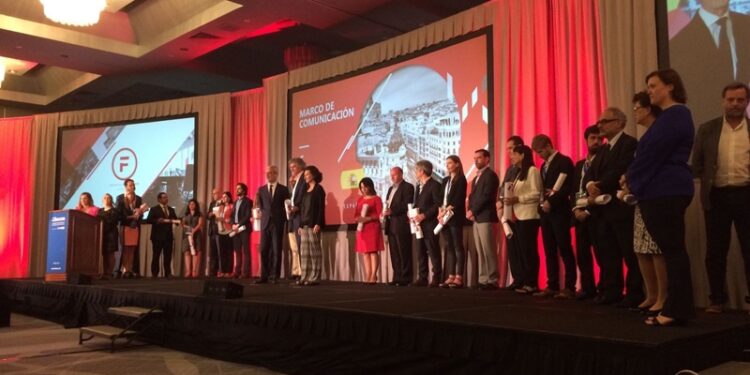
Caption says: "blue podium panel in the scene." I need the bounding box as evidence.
[46,211,69,280]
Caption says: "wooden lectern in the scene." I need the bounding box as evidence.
[45,210,102,282]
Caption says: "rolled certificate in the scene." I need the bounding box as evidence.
[594,194,612,205]
[575,197,589,209]
[252,208,261,232]
[549,173,568,195]
[139,203,150,212]
[187,230,196,255]
[433,209,453,235]
[171,219,181,225]
[502,221,514,239]
[212,206,220,216]
[503,182,514,222]
[380,198,388,226]
[407,204,417,234]
[357,203,369,232]
[228,225,246,238]
[284,199,292,220]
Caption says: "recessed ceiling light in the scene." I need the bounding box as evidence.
[15,45,22,49]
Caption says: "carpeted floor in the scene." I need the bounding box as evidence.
[0,314,284,375]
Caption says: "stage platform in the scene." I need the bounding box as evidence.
[2,278,749,375]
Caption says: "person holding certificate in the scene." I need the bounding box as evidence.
[531,134,577,299]
[438,155,468,288]
[148,192,178,278]
[298,166,326,286]
[181,199,204,278]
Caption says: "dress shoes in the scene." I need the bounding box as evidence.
[253,279,268,284]
[614,297,641,309]
[532,288,556,298]
[410,279,428,287]
[553,289,576,300]
[705,304,723,314]
[515,285,538,294]
[428,280,440,288]
[479,283,498,291]
[593,294,622,306]
[503,283,522,291]
[575,290,597,301]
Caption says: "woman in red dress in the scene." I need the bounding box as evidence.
[355,177,384,284]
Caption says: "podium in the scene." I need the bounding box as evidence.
[45,210,102,282]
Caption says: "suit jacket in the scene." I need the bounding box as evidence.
[413,177,443,226]
[115,193,142,227]
[256,183,290,230]
[670,11,750,125]
[207,199,221,236]
[148,204,177,242]
[384,181,415,235]
[441,174,468,226]
[289,173,307,231]
[231,196,253,227]
[511,166,542,221]
[468,167,500,223]
[300,184,326,228]
[540,152,575,214]
[571,158,594,208]
[691,116,750,210]
[585,132,637,221]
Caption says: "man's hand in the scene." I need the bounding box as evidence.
[541,200,551,213]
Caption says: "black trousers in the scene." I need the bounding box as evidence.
[574,219,598,294]
[705,186,750,305]
[260,221,285,280]
[505,221,524,287]
[387,217,413,283]
[442,225,466,276]
[540,212,577,291]
[640,196,694,320]
[416,221,442,282]
[515,219,540,288]
[217,234,234,274]
[232,230,251,277]
[596,215,643,301]
[208,233,220,276]
[151,239,173,277]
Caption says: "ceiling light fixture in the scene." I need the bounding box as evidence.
[40,0,107,27]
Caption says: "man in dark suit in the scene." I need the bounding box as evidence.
[383,167,415,286]
[286,157,306,280]
[531,134,576,299]
[115,178,143,277]
[412,160,443,287]
[468,149,500,290]
[670,0,750,125]
[692,82,750,313]
[571,125,602,300]
[231,182,253,278]
[585,108,643,307]
[147,192,178,278]
[255,166,290,284]
[206,188,222,277]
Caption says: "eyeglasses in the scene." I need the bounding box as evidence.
[597,118,619,125]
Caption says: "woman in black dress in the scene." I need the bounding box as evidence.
[98,193,120,279]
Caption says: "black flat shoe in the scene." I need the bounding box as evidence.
[645,315,686,327]
[645,309,662,317]
[630,304,654,313]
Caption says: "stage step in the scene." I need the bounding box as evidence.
[108,306,162,318]
[80,325,137,339]
[78,305,163,352]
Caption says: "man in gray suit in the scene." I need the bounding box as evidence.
[692,81,750,313]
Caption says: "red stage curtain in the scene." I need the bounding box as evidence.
[230,88,267,277]
[0,117,33,278]
[494,0,607,288]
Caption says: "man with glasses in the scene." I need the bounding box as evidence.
[584,108,643,307]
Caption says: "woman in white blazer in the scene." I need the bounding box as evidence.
[503,144,542,294]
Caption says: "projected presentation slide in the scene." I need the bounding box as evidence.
[57,116,196,217]
[667,0,750,125]
[290,31,491,226]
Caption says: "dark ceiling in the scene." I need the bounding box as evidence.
[1,0,487,115]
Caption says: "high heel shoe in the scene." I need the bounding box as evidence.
[645,315,686,327]
[645,308,662,317]
[450,275,464,288]
[439,275,455,288]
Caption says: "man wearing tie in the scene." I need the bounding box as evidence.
[412,160,443,287]
[585,108,643,307]
[286,157,306,280]
[231,183,253,278]
[383,167,415,286]
[571,125,602,300]
[148,192,177,278]
[531,134,576,299]
[468,149,500,290]
[498,136,524,290]
[255,166,290,284]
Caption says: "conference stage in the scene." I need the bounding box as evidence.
[2,278,749,375]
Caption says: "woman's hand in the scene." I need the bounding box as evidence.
[313,225,321,234]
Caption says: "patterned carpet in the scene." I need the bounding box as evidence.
[0,314,283,374]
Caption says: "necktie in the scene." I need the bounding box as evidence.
[718,17,734,79]
[269,184,274,198]
[542,163,549,181]
[414,183,421,204]
[162,205,168,218]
